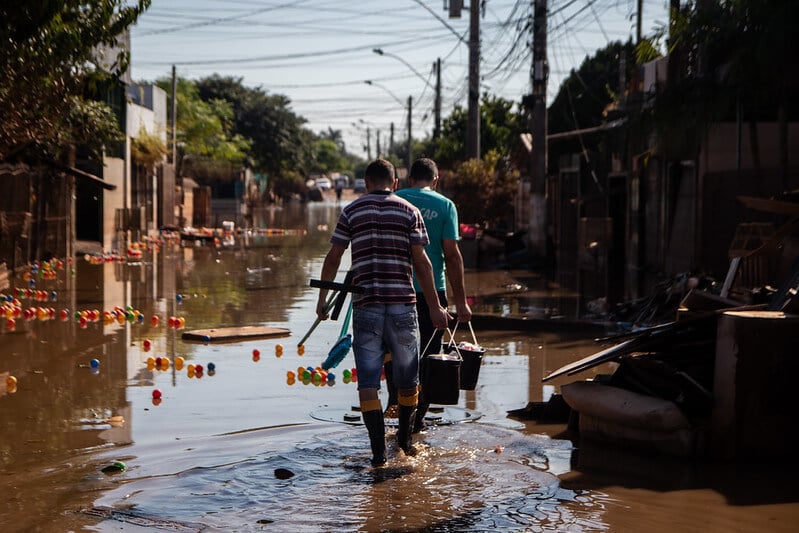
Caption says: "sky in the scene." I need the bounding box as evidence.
[129,0,670,160]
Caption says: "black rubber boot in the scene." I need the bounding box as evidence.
[397,404,418,457]
[362,409,387,467]
[413,358,429,433]
[413,390,429,434]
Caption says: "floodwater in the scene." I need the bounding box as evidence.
[1,198,797,532]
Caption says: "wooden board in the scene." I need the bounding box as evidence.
[545,314,720,382]
[182,325,291,343]
[542,338,638,382]
[737,195,799,216]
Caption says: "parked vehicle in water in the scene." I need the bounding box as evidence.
[315,177,331,190]
[353,178,366,193]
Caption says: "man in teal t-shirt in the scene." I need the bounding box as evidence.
[388,158,472,432]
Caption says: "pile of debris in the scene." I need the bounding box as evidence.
[512,196,799,459]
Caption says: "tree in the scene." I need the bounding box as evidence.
[434,95,525,167]
[156,77,250,181]
[311,139,349,175]
[548,41,635,135]
[441,150,519,228]
[645,0,799,175]
[0,1,150,161]
[195,75,310,178]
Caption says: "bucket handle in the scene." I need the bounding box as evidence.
[422,327,460,358]
[450,321,479,346]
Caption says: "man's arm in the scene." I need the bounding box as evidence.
[442,239,472,323]
[411,243,451,329]
[316,244,346,320]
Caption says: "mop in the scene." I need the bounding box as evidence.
[321,298,353,370]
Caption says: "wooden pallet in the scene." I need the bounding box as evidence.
[182,325,291,343]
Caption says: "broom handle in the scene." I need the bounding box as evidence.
[296,292,337,347]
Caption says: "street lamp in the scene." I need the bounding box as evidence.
[363,81,412,171]
[364,80,405,108]
[373,50,442,142]
[372,48,434,91]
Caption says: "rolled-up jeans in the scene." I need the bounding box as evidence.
[352,303,419,391]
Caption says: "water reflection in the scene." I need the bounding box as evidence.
[1,199,797,532]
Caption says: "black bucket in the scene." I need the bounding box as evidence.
[457,344,485,390]
[421,352,461,405]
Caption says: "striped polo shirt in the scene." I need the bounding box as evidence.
[330,190,429,307]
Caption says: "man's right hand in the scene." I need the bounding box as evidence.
[316,297,330,321]
[429,305,451,330]
[456,302,472,324]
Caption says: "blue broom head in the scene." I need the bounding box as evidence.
[321,334,352,370]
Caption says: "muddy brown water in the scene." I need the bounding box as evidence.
[0,200,797,532]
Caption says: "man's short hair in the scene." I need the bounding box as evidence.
[365,158,396,187]
[409,158,437,182]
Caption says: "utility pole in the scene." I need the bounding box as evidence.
[171,65,177,166]
[171,65,182,227]
[366,127,372,161]
[434,58,442,140]
[527,0,548,257]
[376,130,381,158]
[467,0,480,159]
[390,122,395,153]
[636,0,643,43]
[407,96,413,171]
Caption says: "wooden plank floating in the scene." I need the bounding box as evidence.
[182,325,291,343]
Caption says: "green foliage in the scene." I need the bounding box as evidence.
[64,96,126,158]
[434,96,525,167]
[442,150,519,228]
[547,40,636,135]
[311,138,349,174]
[192,75,361,197]
[131,128,168,168]
[156,77,250,179]
[435,107,466,166]
[644,0,799,158]
[0,1,150,161]
[635,37,663,65]
[195,75,311,177]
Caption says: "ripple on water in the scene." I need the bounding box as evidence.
[90,423,608,532]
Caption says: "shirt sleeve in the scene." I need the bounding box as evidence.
[409,209,430,247]
[330,211,351,248]
[442,199,459,241]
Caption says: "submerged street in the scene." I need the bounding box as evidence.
[0,199,797,532]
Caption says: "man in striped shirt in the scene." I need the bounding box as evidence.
[315,158,450,467]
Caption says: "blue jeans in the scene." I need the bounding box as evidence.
[352,304,419,390]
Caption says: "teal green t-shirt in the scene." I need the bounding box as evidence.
[395,187,459,292]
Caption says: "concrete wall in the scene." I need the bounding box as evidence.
[699,122,799,176]
[101,84,170,249]
[102,157,125,251]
